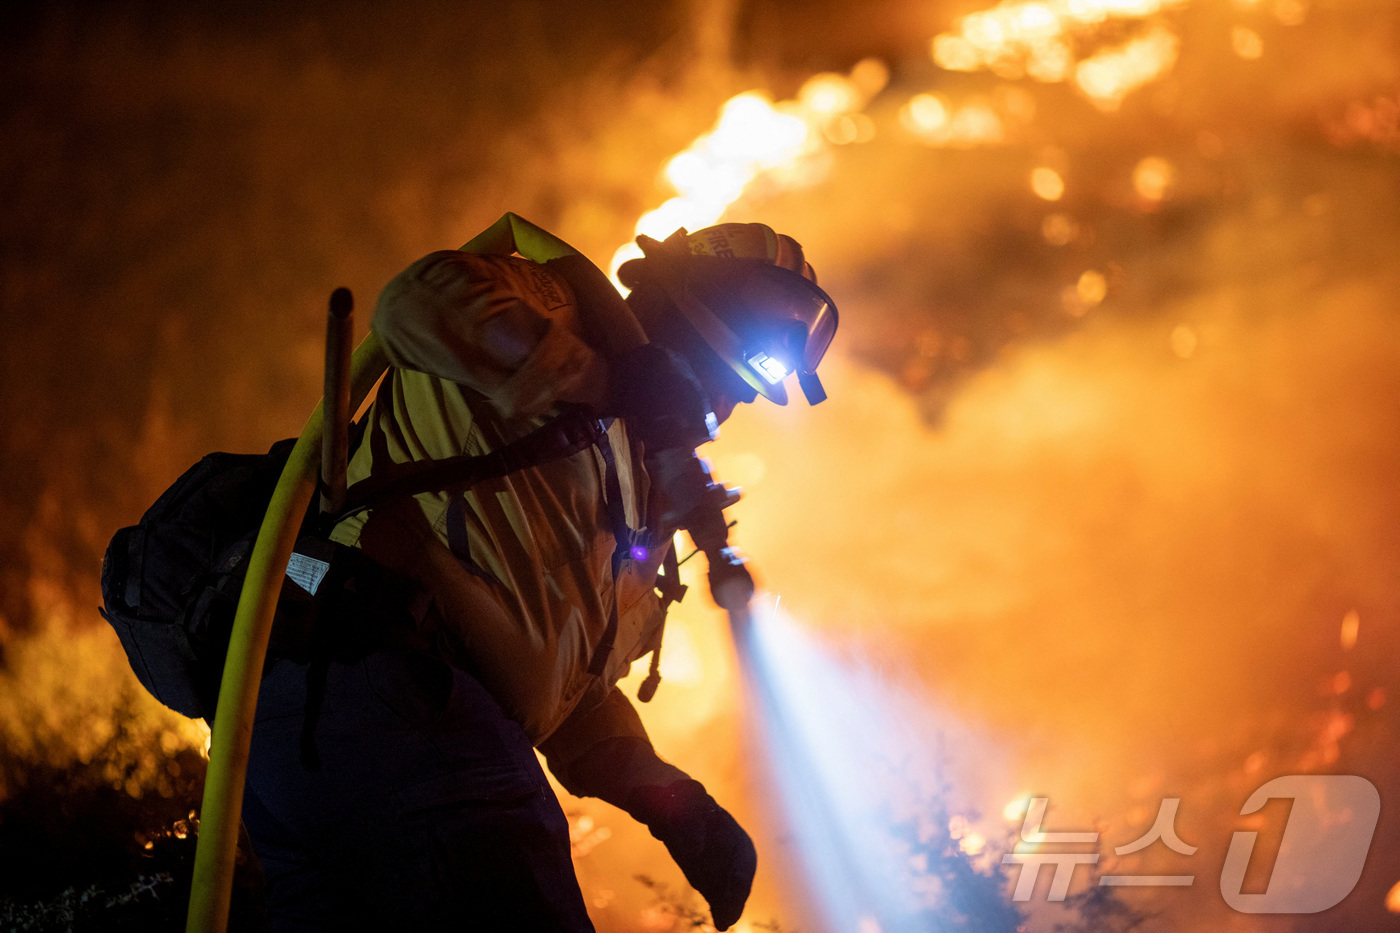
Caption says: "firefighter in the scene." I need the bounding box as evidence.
[240,214,838,931]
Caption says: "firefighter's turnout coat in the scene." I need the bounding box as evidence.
[330,249,668,769]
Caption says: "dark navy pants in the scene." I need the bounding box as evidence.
[242,647,595,932]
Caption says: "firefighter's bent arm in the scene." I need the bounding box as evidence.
[541,688,688,801]
[541,689,756,932]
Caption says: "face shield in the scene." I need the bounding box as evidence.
[660,258,839,405]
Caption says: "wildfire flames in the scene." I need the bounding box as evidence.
[931,0,1187,109]
[3,0,1400,930]
[608,61,889,283]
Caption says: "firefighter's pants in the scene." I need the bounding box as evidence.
[242,646,595,932]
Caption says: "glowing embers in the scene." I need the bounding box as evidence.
[1042,212,1080,245]
[824,112,878,146]
[1031,166,1066,200]
[898,93,1006,148]
[1004,793,1033,821]
[1062,269,1107,316]
[1074,27,1180,110]
[931,0,1187,109]
[1340,609,1360,650]
[1324,92,1400,152]
[1231,25,1264,59]
[949,814,988,855]
[1132,155,1174,202]
[808,61,887,147]
[1170,323,1198,358]
[799,72,863,118]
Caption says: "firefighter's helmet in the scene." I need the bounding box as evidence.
[618,223,838,405]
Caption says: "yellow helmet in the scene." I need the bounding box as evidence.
[618,223,839,405]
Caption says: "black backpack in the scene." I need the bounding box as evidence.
[99,412,606,721]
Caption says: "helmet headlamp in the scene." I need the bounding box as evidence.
[620,224,839,406]
[745,350,790,386]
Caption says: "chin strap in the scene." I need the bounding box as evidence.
[798,368,827,404]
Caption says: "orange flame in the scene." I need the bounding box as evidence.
[608,61,888,282]
[931,0,1188,107]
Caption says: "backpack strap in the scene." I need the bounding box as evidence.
[586,424,632,677]
[333,407,606,521]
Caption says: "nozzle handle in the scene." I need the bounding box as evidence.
[320,288,354,516]
[683,481,755,613]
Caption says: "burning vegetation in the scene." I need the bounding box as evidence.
[3,0,1400,930]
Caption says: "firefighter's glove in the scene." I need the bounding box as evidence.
[607,344,715,452]
[627,779,756,931]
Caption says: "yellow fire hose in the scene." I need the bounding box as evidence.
[186,325,387,933]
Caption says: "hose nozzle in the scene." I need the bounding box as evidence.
[707,547,755,613]
[674,465,754,613]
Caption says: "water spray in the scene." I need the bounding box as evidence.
[653,424,973,931]
[719,575,1004,931]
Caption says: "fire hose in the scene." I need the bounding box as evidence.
[186,305,387,933]
[187,216,752,932]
